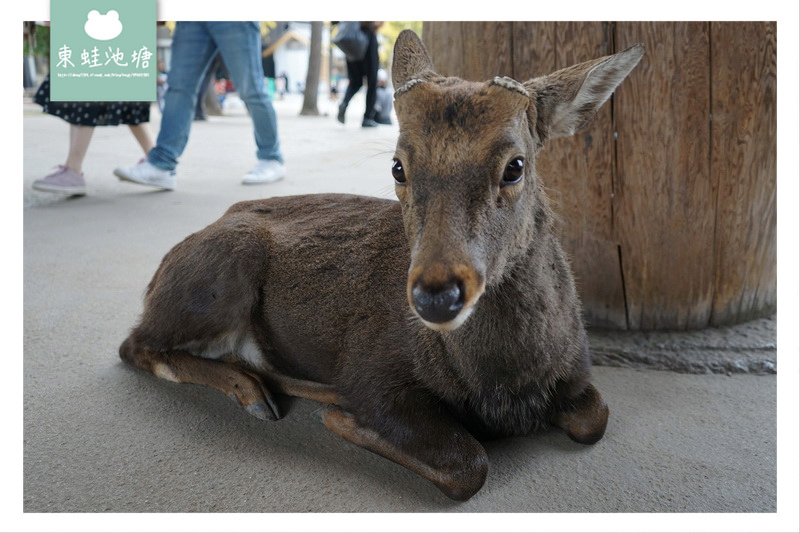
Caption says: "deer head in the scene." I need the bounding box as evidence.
[390,30,643,331]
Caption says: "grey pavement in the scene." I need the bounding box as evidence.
[20,93,787,528]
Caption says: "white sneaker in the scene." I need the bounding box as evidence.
[114,160,176,191]
[241,159,286,185]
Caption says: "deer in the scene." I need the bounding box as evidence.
[119,30,644,501]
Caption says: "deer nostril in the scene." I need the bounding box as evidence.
[411,280,465,324]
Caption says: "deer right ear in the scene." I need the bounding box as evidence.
[392,30,438,88]
[525,44,644,142]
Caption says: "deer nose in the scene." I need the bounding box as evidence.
[411,280,465,324]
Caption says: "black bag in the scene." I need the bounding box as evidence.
[333,21,368,62]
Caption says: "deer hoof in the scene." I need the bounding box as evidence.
[551,383,609,445]
[228,393,281,421]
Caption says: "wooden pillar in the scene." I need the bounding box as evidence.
[708,22,777,326]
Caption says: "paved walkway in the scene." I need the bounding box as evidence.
[19,94,790,531]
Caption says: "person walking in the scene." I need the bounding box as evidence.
[374,68,393,125]
[114,21,285,190]
[336,22,383,128]
[31,75,153,196]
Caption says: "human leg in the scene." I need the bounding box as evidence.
[338,60,364,123]
[210,22,283,164]
[114,23,217,189]
[128,123,155,155]
[65,124,94,174]
[147,22,219,171]
[362,33,380,126]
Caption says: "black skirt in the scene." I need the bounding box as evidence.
[34,75,150,126]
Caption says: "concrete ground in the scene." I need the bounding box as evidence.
[18,93,792,529]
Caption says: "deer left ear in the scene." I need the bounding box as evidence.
[526,44,645,142]
[392,30,439,88]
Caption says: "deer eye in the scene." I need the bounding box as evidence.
[392,159,407,184]
[502,157,524,186]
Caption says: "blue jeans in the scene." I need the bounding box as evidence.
[148,22,283,170]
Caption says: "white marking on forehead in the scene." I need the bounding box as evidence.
[489,76,530,97]
[394,76,530,101]
[394,78,427,98]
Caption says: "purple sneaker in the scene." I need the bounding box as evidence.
[32,165,87,196]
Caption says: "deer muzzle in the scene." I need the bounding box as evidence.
[411,278,465,324]
[407,262,485,331]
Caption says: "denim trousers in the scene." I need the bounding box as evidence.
[148,22,283,170]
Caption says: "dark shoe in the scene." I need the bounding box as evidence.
[376,117,392,125]
[337,104,346,124]
[362,118,379,128]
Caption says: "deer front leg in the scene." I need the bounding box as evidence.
[321,399,488,501]
[550,382,609,445]
[119,336,281,421]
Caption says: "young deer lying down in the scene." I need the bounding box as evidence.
[120,30,644,501]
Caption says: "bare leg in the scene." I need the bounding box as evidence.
[65,125,95,174]
[127,123,155,155]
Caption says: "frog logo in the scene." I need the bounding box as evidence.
[84,10,123,41]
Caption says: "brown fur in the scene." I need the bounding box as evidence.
[120,31,643,501]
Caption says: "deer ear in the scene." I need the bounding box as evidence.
[392,30,438,88]
[526,44,644,142]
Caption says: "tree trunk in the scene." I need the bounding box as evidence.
[300,21,323,116]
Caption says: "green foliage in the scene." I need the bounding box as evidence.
[24,23,50,61]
